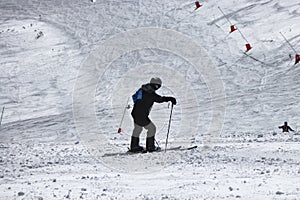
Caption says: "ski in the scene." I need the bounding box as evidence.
[183,145,198,150]
[102,145,197,157]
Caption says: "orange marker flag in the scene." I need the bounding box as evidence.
[230,25,236,33]
[195,1,201,10]
[245,43,252,52]
[295,54,300,65]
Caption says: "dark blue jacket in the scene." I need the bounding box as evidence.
[131,84,172,126]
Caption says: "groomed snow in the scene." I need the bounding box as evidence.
[0,0,299,199]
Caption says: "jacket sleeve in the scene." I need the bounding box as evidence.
[153,93,169,103]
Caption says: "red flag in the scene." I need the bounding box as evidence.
[245,43,252,51]
[295,54,300,65]
[195,1,201,9]
[230,25,236,33]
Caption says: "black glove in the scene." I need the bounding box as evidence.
[165,97,176,105]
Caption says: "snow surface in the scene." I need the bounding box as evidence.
[0,0,300,199]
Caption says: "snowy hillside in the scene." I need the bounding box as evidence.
[0,0,300,199]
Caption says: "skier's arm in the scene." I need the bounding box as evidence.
[154,94,176,105]
[163,96,177,105]
[288,126,294,131]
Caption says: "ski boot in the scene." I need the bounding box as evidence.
[129,136,145,153]
[146,136,161,152]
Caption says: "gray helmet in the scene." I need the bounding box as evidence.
[150,77,162,86]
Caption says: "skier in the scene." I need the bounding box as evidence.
[278,122,294,132]
[130,77,177,152]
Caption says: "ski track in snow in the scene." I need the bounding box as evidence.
[0,0,300,199]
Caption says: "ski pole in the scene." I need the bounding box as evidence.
[118,97,129,133]
[280,32,298,54]
[0,106,4,128]
[217,6,234,26]
[155,138,160,148]
[165,103,174,152]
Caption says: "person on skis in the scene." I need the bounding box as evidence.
[278,121,294,132]
[130,77,177,152]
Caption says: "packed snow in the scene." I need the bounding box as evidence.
[0,0,300,199]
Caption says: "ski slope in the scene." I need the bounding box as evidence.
[0,0,300,199]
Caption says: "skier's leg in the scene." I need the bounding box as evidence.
[145,122,156,138]
[145,122,160,152]
[132,123,143,137]
[130,123,144,152]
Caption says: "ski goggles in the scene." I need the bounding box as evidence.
[152,84,161,90]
